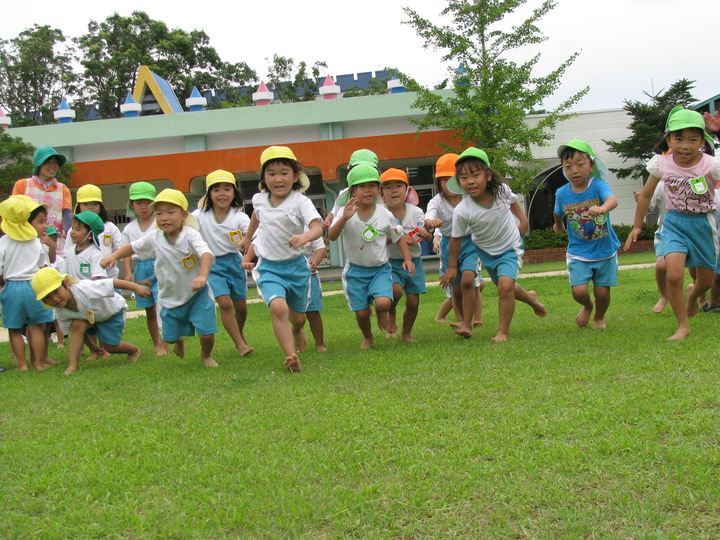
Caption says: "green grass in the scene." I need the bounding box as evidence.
[3,254,720,538]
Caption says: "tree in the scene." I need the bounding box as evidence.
[0,132,73,196]
[403,0,588,194]
[265,55,328,103]
[604,79,697,182]
[0,25,77,126]
[75,11,256,118]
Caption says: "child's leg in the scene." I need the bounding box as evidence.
[216,294,253,356]
[355,307,374,349]
[385,284,403,337]
[145,305,167,355]
[198,334,218,368]
[100,340,141,362]
[653,255,668,313]
[708,272,720,308]
[513,283,547,318]
[233,298,252,354]
[9,329,30,371]
[474,282,485,326]
[401,293,420,343]
[665,252,691,340]
[454,270,477,338]
[571,283,593,328]
[289,308,307,355]
[687,266,714,317]
[85,335,110,361]
[306,311,327,351]
[268,298,302,371]
[688,267,707,307]
[66,320,91,375]
[592,285,611,329]
[435,296,453,323]
[493,276,516,342]
[169,337,185,358]
[26,324,50,370]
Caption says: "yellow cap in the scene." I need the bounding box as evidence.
[205,169,236,190]
[31,267,65,304]
[76,184,103,203]
[260,146,298,167]
[12,194,47,214]
[0,197,38,241]
[151,188,188,210]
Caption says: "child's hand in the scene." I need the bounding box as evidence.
[432,236,441,254]
[191,276,207,291]
[342,198,359,219]
[237,237,249,254]
[439,268,457,288]
[136,285,151,298]
[309,260,318,273]
[425,218,442,229]
[403,259,416,276]
[623,227,641,251]
[100,257,115,269]
[553,222,566,236]
[241,256,255,271]
[288,233,310,250]
[322,213,334,231]
[587,205,604,217]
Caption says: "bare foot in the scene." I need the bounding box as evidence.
[473,320,483,327]
[385,330,397,338]
[360,337,373,349]
[172,338,185,359]
[575,304,593,328]
[31,361,48,371]
[491,331,509,342]
[293,328,307,354]
[155,343,168,356]
[56,342,64,349]
[284,354,301,372]
[653,296,668,313]
[668,327,690,341]
[239,345,254,357]
[592,319,607,329]
[434,316,450,323]
[687,296,699,318]
[401,334,418,343]
[315,343,328,352]
[127,348,141,363]
[450,322,460,329]
[203,357,220,368]
[86,352,99,362]
[63,365,77,376]
[17,364,29,372]
[44,357,59,365]
[527,291,547,317]
[454,328,472,339]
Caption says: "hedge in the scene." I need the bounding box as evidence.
[524,223,658,250]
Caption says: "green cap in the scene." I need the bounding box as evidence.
[32,146,67,175]
[348,149,378,169]
[126,182,157,217]
[336,165,381,206]
[665,106,714,147]
[447,147,491,195]
[557,139,609,180]
[73,210,105,239]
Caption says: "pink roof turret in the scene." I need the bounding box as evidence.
[53,98,76,124]
[319,75,341,100]
[185,86,207,112]
[252,81,274,106]
[0,108,10,130]
[120,92,142,117]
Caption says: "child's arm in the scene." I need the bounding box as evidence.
[238,211,258,254]
[553,212,566,236]
[289,219,322,250]
[39,231,57,263]
[328,198,358,241]
[309,247,326,273]
[588,195,618,217]
[439,237,462,287]
[395,236,415,276]
[624,175,659,251]
[191,252,213,291]
[510,202,529,236]
[241,243,257,270]
[112,279,151,298]
[100,244,135,269]
[123,257,133,282]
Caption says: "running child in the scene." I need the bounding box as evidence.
[0,196,56,370]
[192,169,254,358]
[73,185,122,281]
[120,182,167,356]
[31,267,149,375]
[439,147,547,342]
[101,188,219,367]
[380,167,429,342]
[553,139,620,329]
[304,230,327,352]
[625,106,720,340]
[323,149,379,230]
[238,146,322,372]
[328,164,415,349]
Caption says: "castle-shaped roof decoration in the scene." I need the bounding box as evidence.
[131,66,184,115]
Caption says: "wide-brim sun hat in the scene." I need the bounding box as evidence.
[259,146,310,193]
[665,105,715,147]
[557,139,609,180]
[32,146,67,176]
[447,147,491,195]
[0,197,38,241]
[76,184,103,204]
[126,182,157,217]
[348,149,379,169]
[336,164,381,206]
[151,188,199,230]
[435,153,459,178]
[12,194,48,215]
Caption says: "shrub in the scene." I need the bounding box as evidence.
[524,223,658,249]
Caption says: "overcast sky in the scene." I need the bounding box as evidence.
[4,0,717,112]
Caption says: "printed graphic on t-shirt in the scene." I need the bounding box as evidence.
[562,199,608,241]
[666,175,714,213]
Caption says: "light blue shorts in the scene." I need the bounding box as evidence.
[208,252,247,300]
[439,257,484,298]
[390,257,426,295]
[660,211,718,270]
[306,273,323,312]
[477,246,523,284]
[342,262,393,312]
[653,231,664,259]
[255,256,310,313]
[86,310,126,347]
[1,280,55,329]
[160,286,218,341]
[567,256,618,287]
[133,258,158,309]
[440,235,479,284]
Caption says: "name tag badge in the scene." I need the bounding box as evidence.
[690,176,708,195]
[102,234,113,247]
[229,230,243,244]
[182,254,197,270]
[362,225,379,242]
[86,310,95,324]
[79,262,91,276]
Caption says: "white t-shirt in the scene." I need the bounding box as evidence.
[0,236,45,281]
[131,226,214,308]
[120,219,156,261]
[385,203,425,259]
[425,193,464,238]
[192,207,251,256]
[61,243,107,281]
[99,222,122,279]
[55,278,127,335]
[452,184,521,256]
[332,205,404,266]
[252,191,321,261]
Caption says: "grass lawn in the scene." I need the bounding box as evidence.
[3,251,720,538]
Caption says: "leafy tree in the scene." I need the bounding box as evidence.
[265,55,328,103]
[342,76,391,98]
[403,0,588,194]
[75,11,256,118]
[604,79,697,182]
[0,25,77,126]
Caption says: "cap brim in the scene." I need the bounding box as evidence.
[446,176,465,195]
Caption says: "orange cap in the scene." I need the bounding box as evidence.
[435,153,459,178]
[380,168,408,185]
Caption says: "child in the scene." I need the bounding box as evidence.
[101,189,219,367]
[328,164,415,349]
[239,146,322,372]
[323,149,379,230]
[31,267,149,375]
[73,185,122,281]
[426,153,484,336]
[120,182,167,356]
[61,211,107,281]
[553,139,620,329]
[304,231,327,352]
[440,147,547,342]
[0,196,55,370]
[45,225,65,347]
[380,167,429,342]
[192,169,254,357]
[625,106,720,340]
